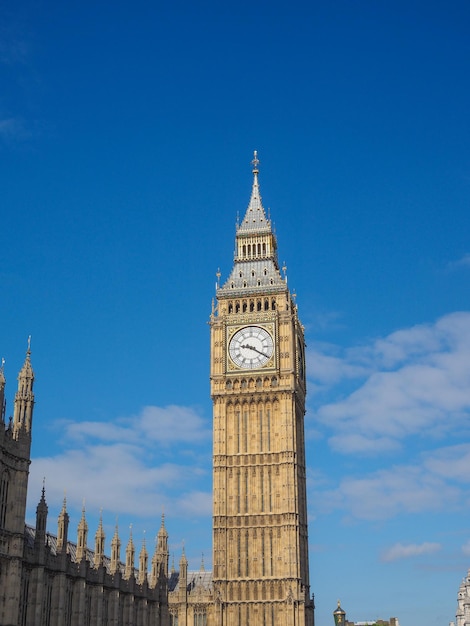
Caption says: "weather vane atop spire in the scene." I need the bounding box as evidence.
[251,150,259,173]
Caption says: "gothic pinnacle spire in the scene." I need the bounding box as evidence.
[13,339,35,438]
[237,150,270,234]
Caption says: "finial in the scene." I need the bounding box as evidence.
[27,335,31,354]
[251,150,260,173]
[216,268,221,289]
[1,357,4,371]
[41,476,46,498]
[201,552,205,571]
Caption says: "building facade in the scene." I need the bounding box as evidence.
[0,154,313,626]
[455,568,470,626]
[210,152,314,626]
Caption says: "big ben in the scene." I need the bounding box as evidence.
[210,153,314,626]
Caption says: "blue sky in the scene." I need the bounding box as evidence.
[1,1,470,624]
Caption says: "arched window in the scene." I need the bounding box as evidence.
[243,302,247,312]
[228,303,233,313]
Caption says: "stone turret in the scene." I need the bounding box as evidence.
[76,504,88,561]
[94,511,105,568]
[125,526,135,579]
[155,512,169,578]
[56,496,69,554]
[34,483,48,561]
[139,535,148,584]
[179,546,188,601]
[13,338,34,443]
[110,522,121,575]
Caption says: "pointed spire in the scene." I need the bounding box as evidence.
[200,552,205,572]
[13,338,35,438]
[179,542,188,581]
[124,524,135,579]
[238,150,271,234]
[218,151,285,295]
[76,501,88,561]
[57,493,69,554]
[138,532,148,584]
[110,519,121,575]
[94,509,106,568]
[35,479,48,540]
[153,510,169,581]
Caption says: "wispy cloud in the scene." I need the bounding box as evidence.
[27,404,212,524]
[448,253,470,271]
[310,312,470,454]
[381,542,441,562]
[308,311,470,521]
[0,117,28,140]
[316,460,461,521]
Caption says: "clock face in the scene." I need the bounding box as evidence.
[229,326,274,369]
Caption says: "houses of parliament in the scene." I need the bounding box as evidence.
[0,154,315,626]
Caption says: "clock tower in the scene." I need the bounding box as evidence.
[210,153,314,626]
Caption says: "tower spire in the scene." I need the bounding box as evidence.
[13,338,35,439]
[57,494,69,554]
[217,151,284,294]
[125,524,135,579]
[76,502,88,561]
[94,510,105,569]
[110,519,121,575]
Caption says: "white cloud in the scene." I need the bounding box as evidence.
[462,540,470,557]
[27,404,212,524]
[448,253,470,270]
[381,542,441,562]
[0,117,25,139]
[63,404,212,447]
[311,312,470,454]
[316,463,461,521]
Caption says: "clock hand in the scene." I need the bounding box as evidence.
[241,343,266,357]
